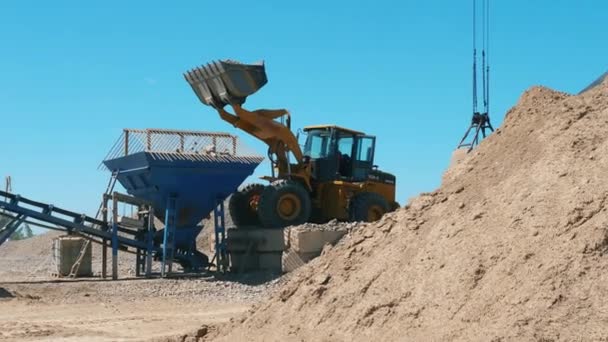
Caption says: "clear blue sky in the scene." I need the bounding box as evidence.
[1,0,606,219]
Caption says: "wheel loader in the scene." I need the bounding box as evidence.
[184,60,398,228]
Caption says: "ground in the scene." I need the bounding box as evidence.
[0,232,281,342]
[0,286,246,342]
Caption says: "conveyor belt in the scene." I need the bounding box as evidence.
[0,190,149,250]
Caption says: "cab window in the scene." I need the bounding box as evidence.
[337,136,354,157]
[304,130,330,159]
[357,137,374,162]
[337,136,354,177]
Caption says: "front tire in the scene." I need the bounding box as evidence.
[390,201,400,212]
[257,180,311,228]
[350,192,390,222]
[229,183,265,227]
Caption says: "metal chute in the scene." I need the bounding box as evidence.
[579,71,608,94]
[184,60,268,108]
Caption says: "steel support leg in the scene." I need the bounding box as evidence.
[101,195,109,279]
[0,215,13,230]
[136,248,141,277]
[0,214,26,247]
[213,198,228,273]
[145,207,154,278]
[112,221,118,280]
[145,210,154,278]
[162,195,177,277]
[102,238,107,279]
[111,193,119,280]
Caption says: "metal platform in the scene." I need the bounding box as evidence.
[579,71,608,94]
[102,129,263,229]
[101,128,264,275]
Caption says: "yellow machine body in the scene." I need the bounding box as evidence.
[184,60,398,227]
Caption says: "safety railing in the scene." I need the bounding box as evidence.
[101,128,262,166]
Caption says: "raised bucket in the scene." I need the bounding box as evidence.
[184,59,267,108]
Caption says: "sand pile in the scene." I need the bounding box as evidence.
[209,79,608,341]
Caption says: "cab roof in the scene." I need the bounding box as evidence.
[303,124,365,136]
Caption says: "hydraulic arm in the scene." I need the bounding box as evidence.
[184,60,311,187]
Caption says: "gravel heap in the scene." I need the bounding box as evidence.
[0,231,153,280]
[287,219,360,232]
[0,231,284,311]
[209,79,608,341]
[0,231,62,280]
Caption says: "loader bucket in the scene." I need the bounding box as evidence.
[184,60,268,108]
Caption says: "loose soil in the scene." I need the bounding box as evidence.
[209,79,608,341]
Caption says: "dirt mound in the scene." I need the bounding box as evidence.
[211,79,608,341]
[0,231,62,279]
[0,231,62,259]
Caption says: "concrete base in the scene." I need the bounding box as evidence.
[226,228,285,252]
[229,251,282,272]
[52,236,92,277]
[229,251,258,272]
[225,226,349,273]
[259,252,283,271]
[286,228,347,253]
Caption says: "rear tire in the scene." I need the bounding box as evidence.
[257,180,311,228]
[229,183,265,227]
[350,192,390,222]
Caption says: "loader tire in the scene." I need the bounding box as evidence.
[229,183,265,227]
[350,192,390,222]
[390,201,401,212]
[257,180,311,228]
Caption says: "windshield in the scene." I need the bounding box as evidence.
[303,130,331,159]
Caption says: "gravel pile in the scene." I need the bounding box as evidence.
[0,231,62,280]
[0,231,155,280]
[288,219,360,232]
[6,272,285,305]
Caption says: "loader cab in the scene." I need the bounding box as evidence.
[303,125,376,182]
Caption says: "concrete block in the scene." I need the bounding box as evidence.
[229,251,282,272]
[282,250,320,272]
[52,236,92,277]
[229,252,259,272]
[288,229,347,253]
[258,252,282,272]
[226,228,285,252]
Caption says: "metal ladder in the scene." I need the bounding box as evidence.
[68,172,118,278]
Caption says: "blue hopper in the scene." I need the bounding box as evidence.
[101,129,263,271]
[102,129,263,229]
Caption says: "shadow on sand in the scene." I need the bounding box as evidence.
[0,287,15,298]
